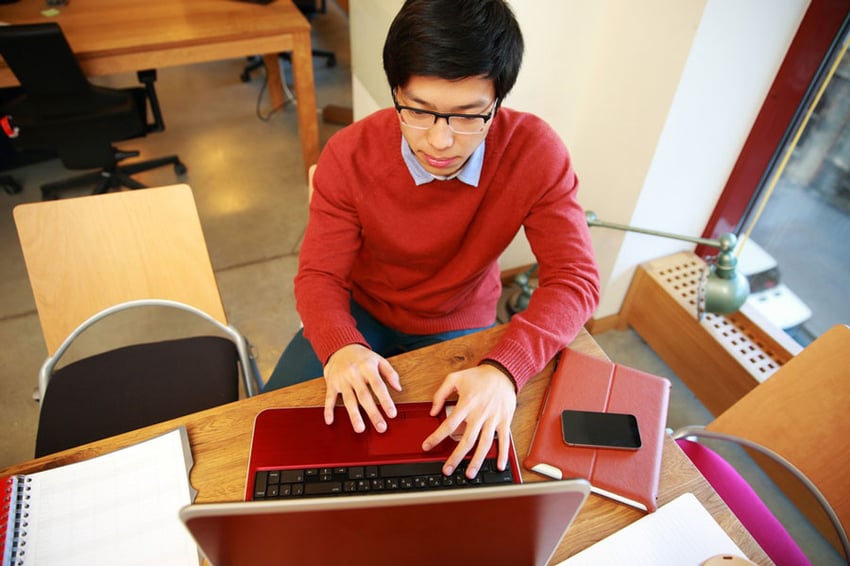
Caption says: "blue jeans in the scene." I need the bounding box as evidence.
[263,301,494,392]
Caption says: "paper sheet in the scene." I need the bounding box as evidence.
[19,428,197,566]
[559,493,749,566]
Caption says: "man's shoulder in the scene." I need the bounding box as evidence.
[331,108,397,141]
[321,108,398,160]
[490,107,567,156]
[494,107,558,136]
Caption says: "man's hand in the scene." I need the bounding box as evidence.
[323,344,402,433]
[421,364,517,478]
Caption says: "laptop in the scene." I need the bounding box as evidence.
[242,401,523,501]
[180,479,591,566]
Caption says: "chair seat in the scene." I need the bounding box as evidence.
[35,336,240,457]
[676,438,811,566]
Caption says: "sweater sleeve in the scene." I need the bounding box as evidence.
[293,146,370,364]
[481,129,600,390]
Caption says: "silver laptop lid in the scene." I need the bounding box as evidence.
[180,479,590,566]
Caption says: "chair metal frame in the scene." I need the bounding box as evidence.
[38,299,262,402]
[673,425,850,563]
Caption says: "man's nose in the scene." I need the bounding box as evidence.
[426,117,454,149]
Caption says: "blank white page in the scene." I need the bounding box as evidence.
[559,493,749,566]
[19,428,198,566]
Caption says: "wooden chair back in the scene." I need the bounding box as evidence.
[707,324,850,553]
[14,184,226,356]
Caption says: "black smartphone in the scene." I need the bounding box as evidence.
[560,409,642,450]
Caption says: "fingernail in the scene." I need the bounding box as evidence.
[376,421,387,433]
[444,465,453,476]
[467,466,478,478]
[422,441,432,451]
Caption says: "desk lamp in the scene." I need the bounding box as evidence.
[506,211,750,320]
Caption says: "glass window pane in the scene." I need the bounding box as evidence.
[742,29,850,346]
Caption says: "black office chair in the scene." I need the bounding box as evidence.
[240,0,337,83]
[0,23,186,200]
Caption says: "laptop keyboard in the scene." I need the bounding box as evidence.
[252,458,515,501]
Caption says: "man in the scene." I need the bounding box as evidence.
[264,0,599,480]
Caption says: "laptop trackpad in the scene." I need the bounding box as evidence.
[367,404,454,457]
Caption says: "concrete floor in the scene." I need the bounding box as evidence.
[0,5,842,564]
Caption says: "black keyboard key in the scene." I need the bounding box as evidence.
[278,470,304,484]
[305,481,343,495]
[483,469,514,484]
[254,471,268,498]
[378,461,446,478]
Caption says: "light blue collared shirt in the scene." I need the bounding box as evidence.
[400,137,485,187]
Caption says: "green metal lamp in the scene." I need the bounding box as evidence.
[506,211,750,319]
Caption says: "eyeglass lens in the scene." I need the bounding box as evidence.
[398,108,487,134]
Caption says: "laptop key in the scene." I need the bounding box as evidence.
[305,481,343,495]
[378,461,446,478]
[278,470,304,484]
[254,471,268,498]
[484,469,514,484]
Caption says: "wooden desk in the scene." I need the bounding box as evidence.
[0,0,319,177]
[0,326,771,564]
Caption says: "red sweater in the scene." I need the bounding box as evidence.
[295,107,600,390]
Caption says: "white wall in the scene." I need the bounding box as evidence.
[348,0,809,318]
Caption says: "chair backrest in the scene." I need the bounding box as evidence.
[14,184,227,356]
[0,23,127,116]
[0,23,89,100]
[706,324,850,555]
[0,22,144,168]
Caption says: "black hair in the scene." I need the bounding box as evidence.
[382,0,524,102]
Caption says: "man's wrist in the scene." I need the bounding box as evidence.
[479,359,518,392]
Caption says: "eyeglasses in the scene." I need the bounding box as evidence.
[392,91,498,135]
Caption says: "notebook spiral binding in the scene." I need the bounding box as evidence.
[1,476,32,566]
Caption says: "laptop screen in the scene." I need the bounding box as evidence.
[181,479,590,566]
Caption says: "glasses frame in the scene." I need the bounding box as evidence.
[392,91,499,135]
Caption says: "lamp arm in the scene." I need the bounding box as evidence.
[585,211,732,251]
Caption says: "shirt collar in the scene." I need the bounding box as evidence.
[400,137,485,187]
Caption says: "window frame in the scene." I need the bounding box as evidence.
[697,0,850,256]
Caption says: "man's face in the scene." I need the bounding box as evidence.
[395,75,497,178]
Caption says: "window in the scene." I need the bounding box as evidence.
[702,1,850,346]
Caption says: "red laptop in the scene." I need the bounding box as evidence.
[244,401,521,501]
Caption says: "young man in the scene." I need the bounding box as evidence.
[265,0,599,479]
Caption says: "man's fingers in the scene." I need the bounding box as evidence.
[340,388,366,433]
[497,422,511,470]
[323,387,337,426]
[352,381,388,433]
[378,358,403,393]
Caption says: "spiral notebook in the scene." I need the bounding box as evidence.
[1,427,197,566]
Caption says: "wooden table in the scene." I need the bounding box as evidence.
[0,0,319,177]
[0,326,771,564]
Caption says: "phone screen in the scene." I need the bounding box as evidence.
[561,409,642,450]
